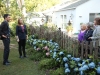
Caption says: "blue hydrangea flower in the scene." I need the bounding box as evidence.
[78,63,82,67]
[38,40,41,42]
[44,41,47,43]
[88,62,95,69]
[71,57,75,60]
[54,49,57,52]
[49,41,52,44]
[54,43,58,46]
[50,43,53,46]
[65,68,70,73]
[59,51,64,55]
[79,65,89,71]
[82,65,89,71]
[82,61,86,66]
[30,39,33,40]
[50,50,52,53]
[74,58,81,62]
[63,57,68,62]
[74,68,78,72]
[54,52,56,54]
[65,63,69,68]
[79,67,83,71]
[53,52,56,58]
[80,71,84,75]
[33,42,36,45]
[67,54,71,58]
[97,67,100,74]
[34,46,36,50]
[34,39,37,41]
[32,35,34,38]
[55,46,59,48]
[42,40,45,43]
[56,58,60,61]
[50,39,52,42]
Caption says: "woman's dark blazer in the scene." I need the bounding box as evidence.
[16,25,27,40]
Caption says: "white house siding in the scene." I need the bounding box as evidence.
[74,0,100,33]
[52,9,75,31]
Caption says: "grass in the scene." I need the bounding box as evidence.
[0,38,45,75]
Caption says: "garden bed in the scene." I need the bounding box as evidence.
[27,35,100,75]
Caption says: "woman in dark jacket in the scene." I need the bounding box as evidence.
[84,22,94,44]
[84,22,94,55]
[16,18,28,58]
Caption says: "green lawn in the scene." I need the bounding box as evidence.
[0,38,45,75]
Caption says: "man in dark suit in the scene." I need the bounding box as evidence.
[0,14,11,65]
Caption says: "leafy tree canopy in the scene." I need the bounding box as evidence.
[25,0,61,12]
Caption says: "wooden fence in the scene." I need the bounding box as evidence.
[29,25,100,59]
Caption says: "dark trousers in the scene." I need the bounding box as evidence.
[18,39,26,57]
[2,38,10,63]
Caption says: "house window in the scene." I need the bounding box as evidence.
[61,15,63,22]
[64,15,67,28]
[61,15,67,29]
[89,13,100,22]
[61,15,63,29]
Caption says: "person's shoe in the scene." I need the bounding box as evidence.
[3,62,10,65]
[19,56,23,58]
[24,56,27,58]
[7,61,11,63]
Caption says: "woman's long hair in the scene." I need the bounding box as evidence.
[18,18,23,25]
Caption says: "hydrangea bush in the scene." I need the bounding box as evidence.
[27,35,100,75]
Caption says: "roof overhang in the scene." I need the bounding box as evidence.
[55,7,76,12]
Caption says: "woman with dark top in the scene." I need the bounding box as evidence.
[84,22,94,55]
[84,22,94,44]
[16,18,28,58]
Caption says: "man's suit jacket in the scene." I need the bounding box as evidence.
[0,20,9,39]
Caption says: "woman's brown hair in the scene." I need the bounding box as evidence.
[94,17,100,25]
[18,18,23,25]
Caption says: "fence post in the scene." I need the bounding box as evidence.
[94,40,98,59]
[72,39,74,57]
[85,41,88,58]
[58,28,61,47]
[81,41,84,59]
[63,33,66,49]
[90,41,93,55]
[39,25,42,39]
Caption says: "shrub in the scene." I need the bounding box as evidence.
[29,50,45,61]
[27,35,100,75]
[10,22,17,36]
[39,58,56,69]
[50,67,64,75]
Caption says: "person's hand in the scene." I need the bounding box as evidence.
[2,35,7,38]
[88,37,91,39]
[17,39,19,42]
